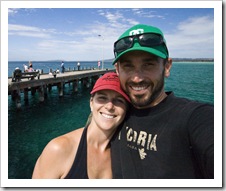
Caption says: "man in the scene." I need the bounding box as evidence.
[111,24,214,179]
[77,62,81,71]
[61,61,65,73]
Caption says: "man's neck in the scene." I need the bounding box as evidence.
[134,91,168,109]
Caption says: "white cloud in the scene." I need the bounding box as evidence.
[165,15,214,58]
[8,24,55,38]
[9,24,39,32]
[8,8,19,16]
[177,16,214,36]
[132,8,165,19]
[97,9,138,29]
[8,8,37,16]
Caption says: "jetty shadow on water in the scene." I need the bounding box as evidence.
[8,84,92,179]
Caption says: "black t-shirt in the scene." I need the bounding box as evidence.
[111,92,214,179]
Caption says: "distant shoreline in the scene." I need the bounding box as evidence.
[172,59,214,62]
[8,58,214,63]
[103,58,214,63]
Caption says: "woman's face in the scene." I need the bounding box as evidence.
[90,90,127,131]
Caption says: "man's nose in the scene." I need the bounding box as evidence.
[132,68,144,83]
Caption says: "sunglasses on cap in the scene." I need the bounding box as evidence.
[114,33,167,57]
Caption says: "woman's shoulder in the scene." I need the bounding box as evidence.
[32,127,85,178]
[46,127,84,156]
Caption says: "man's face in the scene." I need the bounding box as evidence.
[115,51,172,109]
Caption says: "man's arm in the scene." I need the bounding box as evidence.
[188,104,214,178]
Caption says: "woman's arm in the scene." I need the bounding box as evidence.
[32,136,73,179]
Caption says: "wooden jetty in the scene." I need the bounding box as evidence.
[8,69,115,108]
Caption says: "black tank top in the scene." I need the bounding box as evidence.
[64,127,89,179]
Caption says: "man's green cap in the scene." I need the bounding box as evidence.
[113,24,169,65]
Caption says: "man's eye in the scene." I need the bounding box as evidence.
[125,64,133,67]
[121,63,134,69]
[144,62,154,67]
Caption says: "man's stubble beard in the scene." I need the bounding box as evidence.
[126,71,165,109]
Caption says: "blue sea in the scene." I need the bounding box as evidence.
[7,61,214,179]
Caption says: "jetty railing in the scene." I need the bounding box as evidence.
[8,69,115,108]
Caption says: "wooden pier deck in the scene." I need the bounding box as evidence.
[8,69,115,92]
[8,69,115,108]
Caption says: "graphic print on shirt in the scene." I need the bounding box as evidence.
[118,126,157,160]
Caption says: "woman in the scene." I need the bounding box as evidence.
[32,72,130,179]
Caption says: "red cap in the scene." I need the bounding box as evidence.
[90,72,130,102]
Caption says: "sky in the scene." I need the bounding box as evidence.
[1,1,224,188]
[8,7,214,61]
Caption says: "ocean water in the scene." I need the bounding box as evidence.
[7,61,214,179]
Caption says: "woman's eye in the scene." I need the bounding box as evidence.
[114,98,126,105]
[98,96,106,100]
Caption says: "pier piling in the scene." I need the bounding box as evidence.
[8,69,115,108]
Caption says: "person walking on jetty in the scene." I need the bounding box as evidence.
[32,72,130,179]
[77,62,81,71]
[98,61,101,70]
[61,61,65,73]
[110,24,214,179]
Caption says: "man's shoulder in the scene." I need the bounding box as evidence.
[168,91,213,108]
[158,92,213,120]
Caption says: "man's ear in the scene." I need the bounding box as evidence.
[115,63,119,75]
[164,58,172,78]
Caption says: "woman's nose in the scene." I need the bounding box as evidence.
[104,100,115,110]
